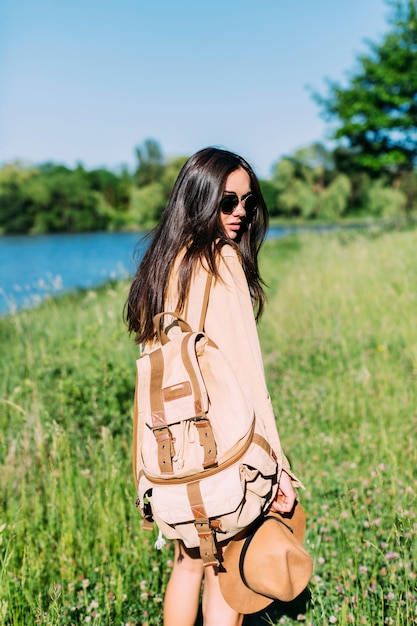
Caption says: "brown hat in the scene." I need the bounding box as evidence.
[218,502,313,615]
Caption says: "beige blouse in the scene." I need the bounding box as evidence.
[144,243,301,488]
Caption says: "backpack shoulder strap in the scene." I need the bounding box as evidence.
[176,269,212,332]
[198,273,212,332]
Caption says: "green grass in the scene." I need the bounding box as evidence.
[1,228,416,625]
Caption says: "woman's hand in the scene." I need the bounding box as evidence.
[269,469,297,514]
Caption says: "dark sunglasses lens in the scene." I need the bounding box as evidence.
[220,195,238,214]
[244,195,258,215]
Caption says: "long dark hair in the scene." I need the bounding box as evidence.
[125,147,269,344]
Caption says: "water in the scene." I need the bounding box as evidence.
[0,231,149,315]
[0,225,328,315]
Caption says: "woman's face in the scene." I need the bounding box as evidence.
[220,167,252,240]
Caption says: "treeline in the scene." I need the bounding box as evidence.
[0,143,189,234]
[1,0,416,234]
[1,138,416,235]
[262,143,415,220]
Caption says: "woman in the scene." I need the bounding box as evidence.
[126,147,300,626]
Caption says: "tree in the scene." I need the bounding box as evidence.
[259,179,279,215]
[130,182,166,228]
[0,163,40,233]
[86,167,130,212]
[315,0,417,176]
[317,174,351,219]
[0,162,116,234]
[366,180,407,216]
[272,158,319,218]
[134,138,165,187]
[291,143,335,190]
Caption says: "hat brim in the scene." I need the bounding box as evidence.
[218,502,310,615]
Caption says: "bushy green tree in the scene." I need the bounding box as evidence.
[272,156,319,218]
[315,0,417,176]
[128,155,189,228]
[86,166,131,212]
[134,138,164,187]
[318,174,351,219]
[32,166,115,233]
[291,143,335,190]
[270,144,340,218]
[259,179,279,215]
[398,170,417,211]
[0,162,116,234]
[0,163,39,233]
[160,156,189,196]
[130,182,166,228]
[366,180,407,216]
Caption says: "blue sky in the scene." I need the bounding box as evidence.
[1,0,389,178]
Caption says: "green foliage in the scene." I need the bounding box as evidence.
[1,228,416,624]
[270,139,414,220]
[259,229,417,625]
[134,138,165,187]
[398,170,417,211]
[318,174,351,219]
[85,166,131,213]
[292,142,335,174]
[129,155,188,227]
[0,163,40,233]
[292,179,319,218]
[273,158,296,190]
[315,0,417,175]
[272,155,321,218]
[159,155,188,194]
[272,159,306,217]
[259,179,279,215]
[130,182,166,228]
[366,179,407,216]
[0,163,118,234]
[1,129,415,233]
[0,139,190,234]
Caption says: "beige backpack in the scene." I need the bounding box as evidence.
[133,275,279,566]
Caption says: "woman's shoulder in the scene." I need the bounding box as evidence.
[215,245,248,292]
[217,244,243,275]
[218,243,240,260]
[189,244,241,280]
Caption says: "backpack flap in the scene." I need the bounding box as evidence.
[137,426,279,554]
[136,330,211,476]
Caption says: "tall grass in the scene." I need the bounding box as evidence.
[0,227,416,625]
[259,228,417,625]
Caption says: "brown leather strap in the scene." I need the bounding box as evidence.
[182,334,205,416]
[153,426,175,475]
[148,348,165,420]
[252,433,272,456]
[187,481,219,567]
[198,273,212,332]
[132,373,140,487]
[194,418,217,469]
[147,348,175,474]
[153,312,192,345]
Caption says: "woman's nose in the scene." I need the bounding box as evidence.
[233,201,246,217]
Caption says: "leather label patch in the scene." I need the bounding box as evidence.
[162,381,192,402]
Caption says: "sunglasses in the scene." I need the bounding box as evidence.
[219,193,258,216]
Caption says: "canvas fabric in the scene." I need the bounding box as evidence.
[132,272,280,566]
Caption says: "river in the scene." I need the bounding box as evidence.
[0,226,329,315]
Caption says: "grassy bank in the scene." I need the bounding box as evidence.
[0,228,416,625]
